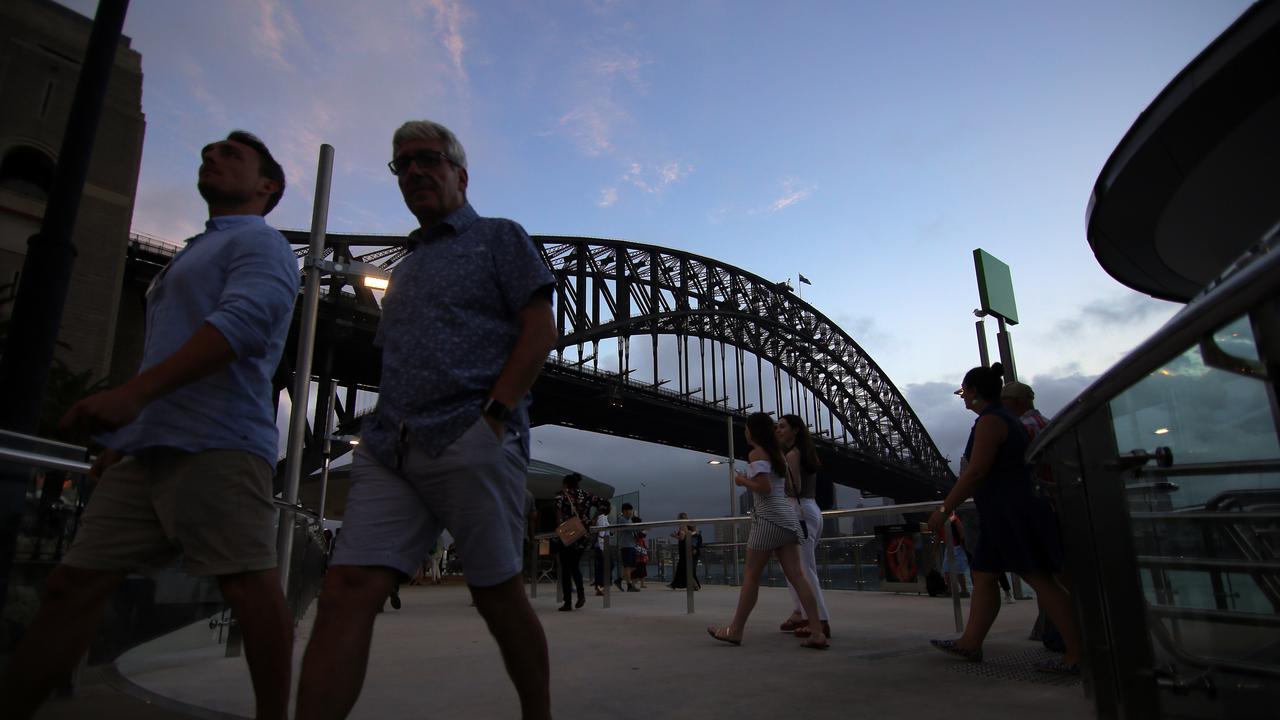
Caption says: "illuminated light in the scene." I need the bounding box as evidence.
[1154,428,1170,435]
[364,276,389,290]
[1158,369,1171,376]
[707,460,724,465]
[1231,332,1240,337]
[349,439,360,445]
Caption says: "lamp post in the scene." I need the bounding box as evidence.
[277,144,390,595]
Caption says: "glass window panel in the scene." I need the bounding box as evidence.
[1109,313,1280,674]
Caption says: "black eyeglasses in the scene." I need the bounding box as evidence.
[387,149,456,175]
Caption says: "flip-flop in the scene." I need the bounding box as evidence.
[779,616,806,632]
[930,638,983,662]
[706,626,741,645]
[794,621,832,639]
[800,638,829,650]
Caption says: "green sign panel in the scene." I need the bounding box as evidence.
[973,249,1018,325]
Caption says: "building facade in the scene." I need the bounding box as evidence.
[0,0,145,384]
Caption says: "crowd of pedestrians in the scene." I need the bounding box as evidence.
[0,116,1082,720]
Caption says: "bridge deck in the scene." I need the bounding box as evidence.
[45,583,1092,719]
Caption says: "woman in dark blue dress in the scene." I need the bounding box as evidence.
[927,363,1081,673]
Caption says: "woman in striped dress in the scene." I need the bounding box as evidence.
[707,413,828,649]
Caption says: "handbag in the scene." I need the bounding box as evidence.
[555,494,587,545]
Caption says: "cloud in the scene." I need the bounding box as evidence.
[594,52,649,90]
[903,371,1097,472]
[246,0,302,73]
[1055,293,1179,336]
[415,0,470,81]
[744,177,816,215]
[557,107,616,156]
[597,187,619,208]
[620,160,693,194]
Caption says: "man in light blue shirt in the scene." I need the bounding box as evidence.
[1,131,299,720]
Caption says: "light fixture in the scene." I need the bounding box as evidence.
[1158,369,1171,376]
[364,276,389,290]
[707,459,724,465]
[1153,428,1170,435]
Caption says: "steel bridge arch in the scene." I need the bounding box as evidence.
[535,236,951,480]
[291,231,952,483]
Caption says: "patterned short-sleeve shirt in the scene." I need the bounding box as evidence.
[361,202,555,464]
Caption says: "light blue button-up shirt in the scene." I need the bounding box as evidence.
[103,215,299,465]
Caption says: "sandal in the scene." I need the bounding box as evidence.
[794,621,832,639]
[800,636,829,650]
[929,638,983,662]
[779,615,806,632]
[1034,658,1080,675]
[706,626,741,646]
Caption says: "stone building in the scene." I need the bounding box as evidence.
[0,0,145,384]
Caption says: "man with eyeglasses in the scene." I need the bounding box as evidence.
[1,131,299,720]
[295,120,557,720]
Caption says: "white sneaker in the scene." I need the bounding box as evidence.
[1003,592,1016,605]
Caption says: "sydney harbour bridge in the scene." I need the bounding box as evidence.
[222,230,958,507]
[127,229,952,504]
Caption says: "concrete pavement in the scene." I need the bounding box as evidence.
[42,581,1092,719]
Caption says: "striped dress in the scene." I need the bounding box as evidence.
[745,460,802,550]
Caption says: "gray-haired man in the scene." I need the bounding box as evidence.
[295,121,557,720]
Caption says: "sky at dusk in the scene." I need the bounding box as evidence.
[57,0,1253,524]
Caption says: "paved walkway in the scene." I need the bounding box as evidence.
[40,582,1092,719]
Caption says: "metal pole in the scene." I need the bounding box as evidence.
[685,528,695,614]
[995,316,1017,381]
[315,382,337,525]
[975,319,990,367]
[727,414,740,586]
[944,519,963,632]
[278,144,334,593]
[602,538,612,609]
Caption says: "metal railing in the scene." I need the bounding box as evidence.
[531,498,972,630]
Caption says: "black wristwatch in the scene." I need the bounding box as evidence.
[483,397,513,423]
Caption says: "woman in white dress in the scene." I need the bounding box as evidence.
[707,413,828,649]
[776,414,832,639]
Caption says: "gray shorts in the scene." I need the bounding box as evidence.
[331,418,528,587]
[63,449,276,577]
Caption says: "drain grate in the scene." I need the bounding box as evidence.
[945,647,1082,686]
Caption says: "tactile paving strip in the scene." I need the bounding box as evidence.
[945,647,1083,686]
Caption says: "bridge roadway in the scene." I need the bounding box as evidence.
[40,583,1090,719]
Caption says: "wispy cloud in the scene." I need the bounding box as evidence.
[597,187,619,208]
[246,0,301,72]
[594,52,649,90]
[415,0,470,81]
[558,108,615,156]
[767,177,815,212]
[1054,293,1179,336]
[621,160,693,194]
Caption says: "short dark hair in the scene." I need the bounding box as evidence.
[621,502,634,512]
[226,130,285,215]
[563,472,582,490]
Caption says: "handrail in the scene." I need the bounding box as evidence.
[532,499,966,541]
[0,446,91,475]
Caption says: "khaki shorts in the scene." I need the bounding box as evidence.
[332,418,528,588]
[62,448,277,577]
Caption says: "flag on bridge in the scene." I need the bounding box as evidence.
[798,274,812,285]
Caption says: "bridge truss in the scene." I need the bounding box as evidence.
[279,231,954,499]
